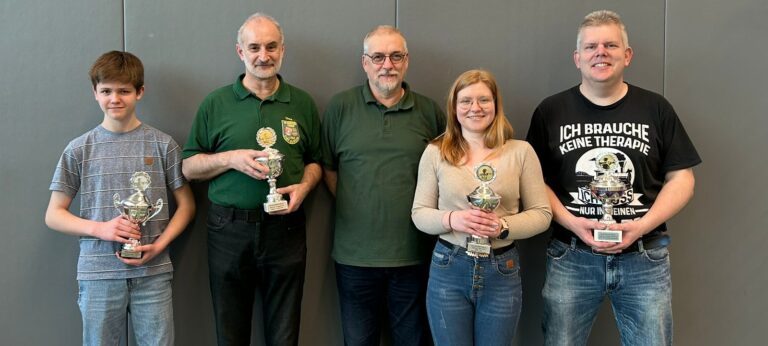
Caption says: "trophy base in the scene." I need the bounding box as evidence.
[466,238,491,258]
[594,229,622,243]
[120,249,142,259]
[264,200,289,213]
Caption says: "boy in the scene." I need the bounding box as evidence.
[45,51,195,345]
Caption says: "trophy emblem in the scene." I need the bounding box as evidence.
[113,172,164,258]
[465,163,501,257]
[256,127,288,213]
[589,152,629,243]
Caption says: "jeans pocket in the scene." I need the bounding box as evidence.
[643,246,669,262]
[206,212,227,232]
[546,240,570,260]
[494,248,520,276]
[430,243,452,268]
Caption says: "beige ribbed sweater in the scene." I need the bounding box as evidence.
[411,140,552,248]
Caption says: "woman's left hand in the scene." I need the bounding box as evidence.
[450,208,501,238]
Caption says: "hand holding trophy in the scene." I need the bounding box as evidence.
[589,152,629,243]
[465,163,501,257]
[113,172,164,258]
[256,127,289,213]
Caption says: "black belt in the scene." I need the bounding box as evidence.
[438,237,515,256]
[210,203,264,223]
[552,231,669,253]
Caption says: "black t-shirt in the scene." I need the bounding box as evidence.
[526,84,701,237]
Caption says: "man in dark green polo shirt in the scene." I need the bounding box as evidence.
[321,25,446,346]
[182,12,321,346]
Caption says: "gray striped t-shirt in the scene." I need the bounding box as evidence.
[50,123,185,280]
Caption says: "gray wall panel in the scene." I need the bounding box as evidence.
[124,1,394,345]
[666,1,768,344]
[0,1,124,345]
[400,1,665,135]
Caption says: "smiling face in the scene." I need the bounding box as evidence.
[456,82,496,135]
[94,81,143,124]
[237,18,284,81]
[574,23,633,87]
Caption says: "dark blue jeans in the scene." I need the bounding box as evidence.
[207,204,307,346]
[335,263,429,346]
[426,241,522,346]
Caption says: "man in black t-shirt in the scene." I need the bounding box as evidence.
[526,10,700,346]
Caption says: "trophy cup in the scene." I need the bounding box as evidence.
[465,163,501,258]
[113,171,164,258]
[256,127,288,213]
[589,152,628,243]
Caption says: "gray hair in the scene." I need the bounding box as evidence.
[237,12,284,45]
[576,10,629,50]
[363,25,408,54]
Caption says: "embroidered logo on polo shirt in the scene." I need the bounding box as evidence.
[282,118,300,145]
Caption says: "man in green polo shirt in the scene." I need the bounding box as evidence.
[321,25,446,346]
[182,12,322,346]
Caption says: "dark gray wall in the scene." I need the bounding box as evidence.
[1,0,764,345]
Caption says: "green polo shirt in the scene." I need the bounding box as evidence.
[321,82,446,267]
[183,74,322,209]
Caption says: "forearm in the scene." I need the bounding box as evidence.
[503,207,552,240]
[182,152,230,181]
[151,184,196,249]
[45,192,97,237]
[299,163,322,190]
[323,169,337,197]
[634,168,695,234]
[412,207,452,235]
[45,207,98,238]
[546,186,577,230]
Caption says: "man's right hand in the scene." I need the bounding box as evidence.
[92,216,141,244]
[226,149,270,180]
[562,215,616,251]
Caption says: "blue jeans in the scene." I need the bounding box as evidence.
[207,205,307,346]
[335,262,429,346]
[426,240,522,346]
[542,238,672,346]
[77,272,174,346]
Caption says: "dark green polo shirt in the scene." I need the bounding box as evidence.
[183,74,321,209]
[321,82,446,266]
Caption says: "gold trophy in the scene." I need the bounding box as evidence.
[113,172,163,258]
[256,127,288,213]
[589,152,629,243]
[465,163,501,257]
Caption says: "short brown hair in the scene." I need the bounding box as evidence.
[437,69,514,166]
[88,51,144,90]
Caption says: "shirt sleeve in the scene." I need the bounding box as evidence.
[411,144,451,235]
[303,98,324,165]
[320,96,340,171]
[165,137,186,190]
[501,143,552,240]
[182,98,213,159]
[49,142,81,197]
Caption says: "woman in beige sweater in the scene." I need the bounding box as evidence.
[412,69,551,345]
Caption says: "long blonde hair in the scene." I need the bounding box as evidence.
[436,69,514,166]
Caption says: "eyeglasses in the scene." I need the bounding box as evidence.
[457,98,494,110]
[364,52,408,65]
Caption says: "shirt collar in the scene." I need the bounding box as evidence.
[363,81,414,110]
[233,73,290,103]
